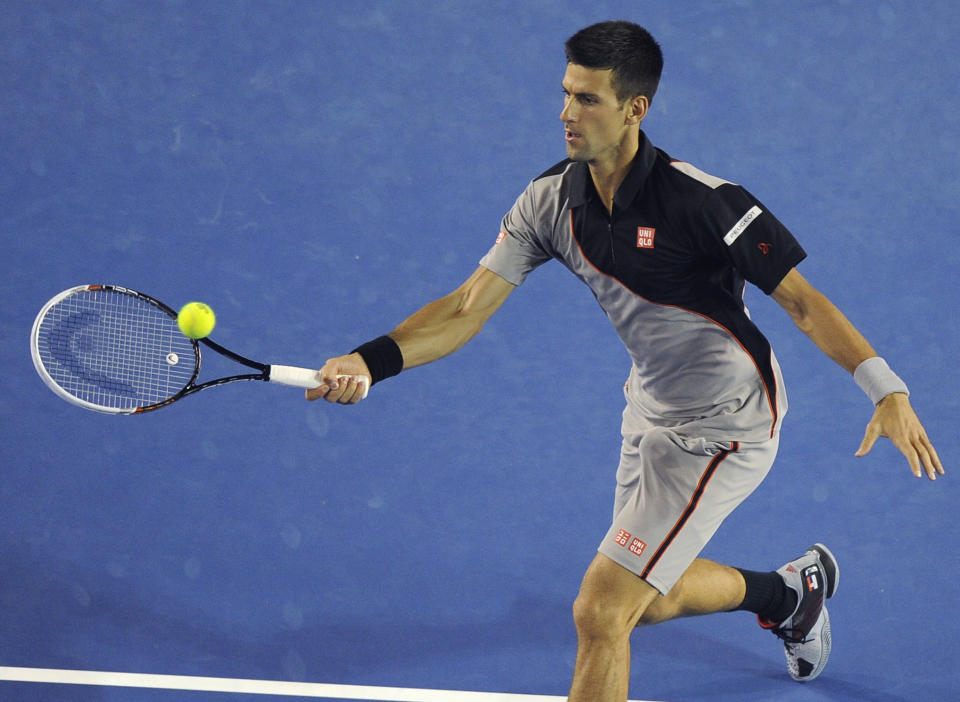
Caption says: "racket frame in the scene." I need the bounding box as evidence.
[31,284,365,414]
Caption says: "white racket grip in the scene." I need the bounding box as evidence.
[268,365,369,399]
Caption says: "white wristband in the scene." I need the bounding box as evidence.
[854,357,909,405]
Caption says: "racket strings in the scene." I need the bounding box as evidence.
[36,288,196,410]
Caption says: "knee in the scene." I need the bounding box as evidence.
[572,589,640,642]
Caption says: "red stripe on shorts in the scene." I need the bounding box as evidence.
[641,441,740,580]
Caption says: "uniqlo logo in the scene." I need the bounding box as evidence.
[636,227,656,249]
[495,231,508,245]
[629,538,647,556]
[613,529,631,547]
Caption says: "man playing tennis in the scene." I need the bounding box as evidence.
[307,21,942,702]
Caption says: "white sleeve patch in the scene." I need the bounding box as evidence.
[723,205,763,246]
[669,160,732,189]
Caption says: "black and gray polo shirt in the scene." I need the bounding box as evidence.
[480,130,806,442]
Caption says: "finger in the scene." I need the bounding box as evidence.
[893,428,942,480]
[326,376,360,404]
[342,382,365,404]
[337,376,370,404]
[323,382,349,404]
[916,430,945,476]
[351,375,370,400]
[305,383,330,402]
[886,430,923,478]
[320,373,340,391]
[855,421,882,458]
[907,436,934,480]
[929,442,945,476]
[903,443,923,479]
[318,361,346,390]
[918,436,944,480]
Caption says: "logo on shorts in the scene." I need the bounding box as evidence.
[495,231,508,245]
[613,529,647,557]
[636,227,656,249]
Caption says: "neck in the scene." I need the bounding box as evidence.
[588,133,640,214]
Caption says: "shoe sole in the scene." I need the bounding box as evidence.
[809,543,839,599]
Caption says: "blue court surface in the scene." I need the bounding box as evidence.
[2,2,958,701]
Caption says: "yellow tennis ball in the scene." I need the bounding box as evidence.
[177,302,216,339]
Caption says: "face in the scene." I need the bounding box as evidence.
[560,63,647,166]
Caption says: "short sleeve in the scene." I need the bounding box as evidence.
[479,182,553,286]
[702,184,807,294]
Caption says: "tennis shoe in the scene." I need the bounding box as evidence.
[760,543,839,682]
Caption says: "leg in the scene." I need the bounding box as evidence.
[638,557,746,625]
[569,553,659,702]
[581,410,781,698]
[568,552,809,701]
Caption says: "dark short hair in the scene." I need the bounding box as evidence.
[564,21,663,104]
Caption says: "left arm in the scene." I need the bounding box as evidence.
[771,268,943,481]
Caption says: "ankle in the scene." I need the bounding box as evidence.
[734,568,798,624]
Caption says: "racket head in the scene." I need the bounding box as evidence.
[30,285,201,414]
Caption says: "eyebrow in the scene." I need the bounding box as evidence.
[561,84,600,101]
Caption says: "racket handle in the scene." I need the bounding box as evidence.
[268,365,369,399]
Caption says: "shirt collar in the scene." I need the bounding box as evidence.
[567,130,658,210]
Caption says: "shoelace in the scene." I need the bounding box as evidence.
[772,624,813,645]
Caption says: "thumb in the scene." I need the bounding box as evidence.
[319,362,345,390]
[855,421,882,457]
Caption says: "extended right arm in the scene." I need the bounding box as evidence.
[307,266,515,403]
[390,265,516,368]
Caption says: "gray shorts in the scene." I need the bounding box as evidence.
[598,400,780,595]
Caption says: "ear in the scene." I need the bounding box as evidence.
[625,95,650,125]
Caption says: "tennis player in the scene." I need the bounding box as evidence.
[307,21,942,701]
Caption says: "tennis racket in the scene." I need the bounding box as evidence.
[30,284,369,414]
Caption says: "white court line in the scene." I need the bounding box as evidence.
[0,667,662,702]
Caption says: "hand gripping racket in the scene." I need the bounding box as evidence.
[30,285,368,414]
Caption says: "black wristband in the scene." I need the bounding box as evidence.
[350,335,404,386]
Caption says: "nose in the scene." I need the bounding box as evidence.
[560,94,576,123]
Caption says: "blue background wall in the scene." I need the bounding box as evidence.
[2,2,957,700]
